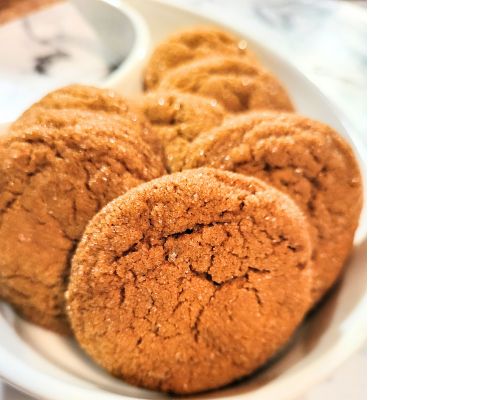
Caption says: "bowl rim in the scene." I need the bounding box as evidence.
[101,0,151,88]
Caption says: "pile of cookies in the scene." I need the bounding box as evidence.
[0,27,363,394]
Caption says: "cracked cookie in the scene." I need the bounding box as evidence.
[158,56,294,113]
[12,84,163,157]
[182,112,363,303]
[140,90,225,172]
[66,168,312,394]
[0,109,165,334]
[143,26,256,91]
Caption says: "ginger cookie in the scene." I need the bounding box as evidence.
[158,56,294,113]
[140,90,225,172]
[12,84,162,157]
[0,110,165,334]
[67,168,312,394]
[144,26,256,91]
[183,113,363,303]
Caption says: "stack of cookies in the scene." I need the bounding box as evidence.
[0,26,363,394]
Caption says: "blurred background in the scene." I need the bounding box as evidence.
[0,0,366,399]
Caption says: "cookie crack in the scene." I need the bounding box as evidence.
[0,149,53,222]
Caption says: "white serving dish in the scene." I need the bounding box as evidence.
[0,1,367,399]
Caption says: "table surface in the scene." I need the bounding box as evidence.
[0,0,366,398]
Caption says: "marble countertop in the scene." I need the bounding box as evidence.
[0,1,366,399]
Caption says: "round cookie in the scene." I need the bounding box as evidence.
[12,84,162,157]
[144,26,256,91]
[158,56,294,113]
[67,168,312,394]
[140,90,225,172]
[0,110,165,334]
[183,113,363,303]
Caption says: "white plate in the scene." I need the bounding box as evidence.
[0,1,367,399]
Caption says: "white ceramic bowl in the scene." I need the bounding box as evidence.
[0,1,367,399]
[73,0,151,90]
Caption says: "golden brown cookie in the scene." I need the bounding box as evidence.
[67,168,312,394]
[158,56,294,113]
[140,90,225,172]
[144,26,256,91]
[0,109,165,334]
[183,113,363,303]
[13,84,162,157]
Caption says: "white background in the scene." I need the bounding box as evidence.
[370,0,500,399]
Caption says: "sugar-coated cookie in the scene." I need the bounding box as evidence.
[144,26,256,90]
[158,56,294,113]
[67,168,312,393]
[140,90,225,172]
[0,109,165,334]
[183,112,363,303]
[12,84,163,157]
